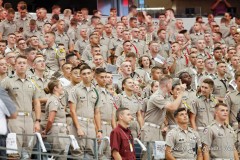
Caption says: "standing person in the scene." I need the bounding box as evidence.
[141,75,186,159]
[225,71,240,130]
[0,87,17,158]
[1,55,41,159]
[115,77,144,139]
[42,79,69,159]
[110,107,136,160]
[165,108,202,159]
[43,32,65,72]
[69,65,102,159]
[202,103,238,160]
[94,68,117,159]
[190,78,218,137]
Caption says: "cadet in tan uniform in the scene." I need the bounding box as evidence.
[69,65,102,158]
[190,78,218,137]
[1,55,41,159]
[31,55,52,121]
[225,71,240,130]
[55,20,74,53]
[141,75,186,159]
[0,8,17,40]
[42,79,69,159]
[43,32,66,71]
[95,68,117,159]
[202,103,238,160]
[213,61,230,102]
[115,77,144,138]
[166,108,202,160]
[167,42,189,77]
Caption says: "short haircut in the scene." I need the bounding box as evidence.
[202,78,214,88]
[174,107,187,117]
[66,53,76,61]
[25,47,36,55]
[71,66,80,72]
[125,52,136,58]
[213,47,222,52]
[80,65,91,73]
[215,103,228,110]
[159,74,172,85]
[95,68,106,75]
[116,107,129,121]
[179,71,190,79]
[123,40,131,46]
[15,55,27,62]
[151,66,163,74]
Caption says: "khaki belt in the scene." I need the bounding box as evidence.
[145,122,160,129]
[17,112,31,116]
[52,123,67,127]
[197,127,205,130]
[77,116,94,123]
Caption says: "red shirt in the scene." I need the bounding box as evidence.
[110,124,136,160]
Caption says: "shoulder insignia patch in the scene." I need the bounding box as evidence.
[54,100,58,106]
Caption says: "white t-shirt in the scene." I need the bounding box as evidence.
[0,99,9,135]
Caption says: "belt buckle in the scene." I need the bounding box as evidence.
[24,112,29,116]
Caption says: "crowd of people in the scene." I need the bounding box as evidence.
[0,0,240,159]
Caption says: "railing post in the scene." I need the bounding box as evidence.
[93,138,98,160]
[36,137,42,160]
[147,142,151,160]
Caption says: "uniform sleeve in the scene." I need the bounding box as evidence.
[148,95,170,109]
[48,100,59,112]
[114,95,122,108]
[165,130,175,148]
[202,127,213,147]
[194,131,202,148]
[190,100,198,115]
[166,56,174,66]
[224,93,232,111]
[110,130,121,152]
[68,88,78,104]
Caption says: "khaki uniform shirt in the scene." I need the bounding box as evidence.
[74,38,89,54]
[166,126,202,159]
[23,29,41,40]
[114,91,141,119]
[225,90,240,126]
[42,44,66,71]
[15,17,31,31]
[44,94,66,124]
[55,32,73,52]
[96,86,116,122]
[189,33,204,46]
[202,121,236,159]
[167,55,188,77]
[213,76,230,98]
[1,75,39,112]
[0,20,17,40]
[68,82,100,118]
[145,89,171,125]
[191,95,218,128]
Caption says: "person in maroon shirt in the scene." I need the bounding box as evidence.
[110,107,136,160]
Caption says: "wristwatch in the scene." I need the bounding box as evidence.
[35,119,41,123]
[98,130,103,133]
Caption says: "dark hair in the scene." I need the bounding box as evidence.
[129,5,137,11]
[213,47,222,52]
[52,14,59,21]
[66,53,76,61]
[95,67,106,75]
[80,65,91,73]
[25,47,36,55]
[202,78,214,88]
[15,55,27,62]
[138,55,151,68]
[116,107,129,121]
[174,107,187,117]
[122,77,132,91]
